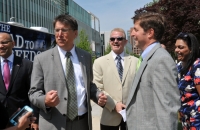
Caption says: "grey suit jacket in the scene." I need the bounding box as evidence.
[93,52,138,126]
[126,44,180,130]
[28,46,100,130]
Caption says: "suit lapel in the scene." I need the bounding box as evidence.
[122,54,131,84]
[75,47,87,92]
[126,44,161,107]
[107,53,121,83]
[7,56,22,92]
[0,60,7,93]
[52,46,67,86]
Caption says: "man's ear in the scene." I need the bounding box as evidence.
[147,28,154,39]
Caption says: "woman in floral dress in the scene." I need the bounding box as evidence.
[175,32,200,130]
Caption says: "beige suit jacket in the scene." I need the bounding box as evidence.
[93,52,138,126]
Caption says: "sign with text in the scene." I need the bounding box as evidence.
[0,22,55,61]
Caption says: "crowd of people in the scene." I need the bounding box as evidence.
[0,12,200,130]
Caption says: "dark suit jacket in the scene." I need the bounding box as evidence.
[0,102,9,129]
[0,55,33,117]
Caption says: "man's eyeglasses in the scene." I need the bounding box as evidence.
[0,41,11,45]
[54,28,73,33]
[110,37,125,42]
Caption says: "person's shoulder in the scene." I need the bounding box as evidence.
[34,48,54,58]
[94,54,110,62]
[14,55,32,64]
[154,47,171,58]
[75,47,90,55]
[126,54,139,61]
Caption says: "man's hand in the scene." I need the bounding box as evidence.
[115,102,126,113]
[45,90,60,107]
[16,112,36,130]
[31,123,39,130]
[98,93,107,106]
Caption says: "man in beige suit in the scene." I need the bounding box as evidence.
[93,28,138,130]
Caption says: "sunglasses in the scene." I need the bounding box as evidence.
[110,37,124,42]
[177,32,188,38]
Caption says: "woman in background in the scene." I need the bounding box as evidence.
[175,32,200,130]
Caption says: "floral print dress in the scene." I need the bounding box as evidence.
[177,58,200,130]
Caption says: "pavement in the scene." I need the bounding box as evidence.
[91,101,102,130]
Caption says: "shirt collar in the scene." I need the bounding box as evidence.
[111,51,124,60]
[1,53,14,63]
[141,42,158,60]
[57,45,75,59]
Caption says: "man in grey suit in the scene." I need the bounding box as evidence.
[28,14,106,130]
[126,12,180,130]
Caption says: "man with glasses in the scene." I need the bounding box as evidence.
[93,28,138,130]
[126,12,180,130]
[28,14,107,130]
[0,32,39,129]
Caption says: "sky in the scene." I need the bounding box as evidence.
[73,0,153,32]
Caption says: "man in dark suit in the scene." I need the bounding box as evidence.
[0,32,38,129]
[28,14,107,130]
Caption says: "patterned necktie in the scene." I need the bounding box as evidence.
[65,52,78,120]
[136,56,142,71]
[3,59,10,90]
[116,55,123,81]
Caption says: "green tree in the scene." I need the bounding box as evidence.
[76,30,92,53]
[134,0,200,59]
[104,43,111,55]
[76,30,95,62]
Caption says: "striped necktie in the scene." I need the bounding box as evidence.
[116,55,123,81]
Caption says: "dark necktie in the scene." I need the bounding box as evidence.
[116,55,123,81]
[65,52,78,120]
[3,59,10,90]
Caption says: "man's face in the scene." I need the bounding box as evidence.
[131,21,148,50]
[54,21,78,51]
[0,33,15,58]
[109,31,127,54]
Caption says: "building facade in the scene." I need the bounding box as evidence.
[67,0,102,57]
[129,27,141,55]
[0,0,102,57]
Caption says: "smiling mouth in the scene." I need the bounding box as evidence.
[113,44,119,47]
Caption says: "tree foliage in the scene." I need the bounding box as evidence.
[76,30,92,54]
[135,0,200,54]
[104,43,111,55]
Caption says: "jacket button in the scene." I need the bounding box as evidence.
[63,114,66,116]
[64,97,67,100]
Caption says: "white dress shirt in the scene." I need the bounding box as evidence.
[58,46,87,116]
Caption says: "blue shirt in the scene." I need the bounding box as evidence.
[141,42,159,60]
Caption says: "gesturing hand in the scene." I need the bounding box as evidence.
[98,93,107,106]
[45,90,60,107]
[115,102,126,113]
